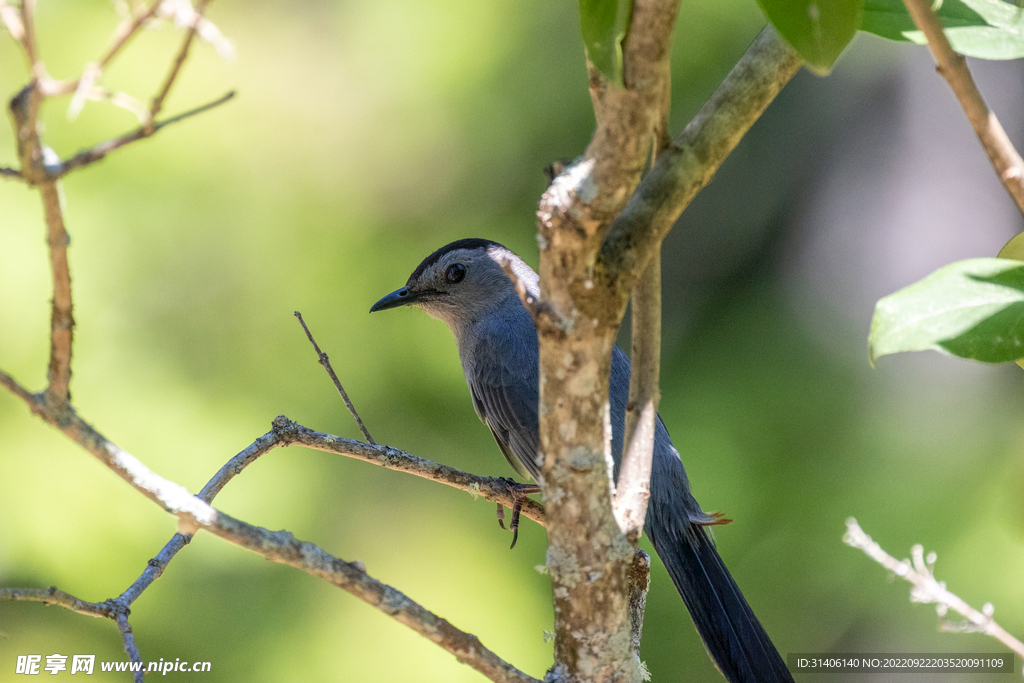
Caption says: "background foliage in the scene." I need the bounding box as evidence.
[1,0,1023,681]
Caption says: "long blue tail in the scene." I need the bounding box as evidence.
[646,515,793,683]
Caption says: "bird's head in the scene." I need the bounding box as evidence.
[369,238,538,334]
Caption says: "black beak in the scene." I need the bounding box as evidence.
[370,287,414,313]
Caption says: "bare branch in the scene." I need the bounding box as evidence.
[9,84,75,414]
[0,369,36,404]
[0,397,540,681]
[2,368,546,533]
[280,418,546,527]
[0,368,220,519]
[0,166,21,179]
[41,179,73,413]
[614,245,661,542]
[900,0,1024,216]
[0,586,114,618]
[148,0,212,126]
[114,423,287,609]
[0,0,24,41]
[54,90,236,178]
[156,0,234,60]
[599,25,803,295]
[844,518,1024,658]
[294,311,376,445]
[98,0,163,69]
[0,586,143,681]
[203,511,540,683]
[114,613,144,683]
[66,63,101,120]
[18,0,39,71]
[197,418,289,502]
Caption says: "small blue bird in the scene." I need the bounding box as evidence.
[371,238,793,683]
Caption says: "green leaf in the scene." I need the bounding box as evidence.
[758,0,864,75]
[579,0,624,83]
[869,258,1024,365]
[862,0,1024,60]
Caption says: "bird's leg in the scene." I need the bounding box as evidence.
[496,478,541,549]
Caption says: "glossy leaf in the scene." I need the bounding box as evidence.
[758,0,864,74]
[861,0,1024,60]
[869,258,1024,364]
[579,0,624,83]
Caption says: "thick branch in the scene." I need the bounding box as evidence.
[844,518,1024,658]
[901,0,1024,216]
[533,2,680,681]
[598,25,802,295]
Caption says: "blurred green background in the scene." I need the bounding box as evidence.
[2,1,1023,681]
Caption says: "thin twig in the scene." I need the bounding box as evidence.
[0,369,37,404]
[0,586,113,618]
[281,417,545,526]
[42,179,73,413]
[39,0,164,98]
[18,0,38,71]
[54,90,236,178]
[844,518,1024,658]
[116,423,288,609]
[0,167,21,178]
[100,0,163,68]
[114,613,144,683]
[294,312,376,445]
[148,0,212,126]
[0,0,24,41]
[901,0,1024,217]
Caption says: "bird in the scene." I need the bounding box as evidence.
[370,238,793,683]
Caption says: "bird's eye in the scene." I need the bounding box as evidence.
[446,263,466,283]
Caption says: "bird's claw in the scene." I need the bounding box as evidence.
[495,477,540,550]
